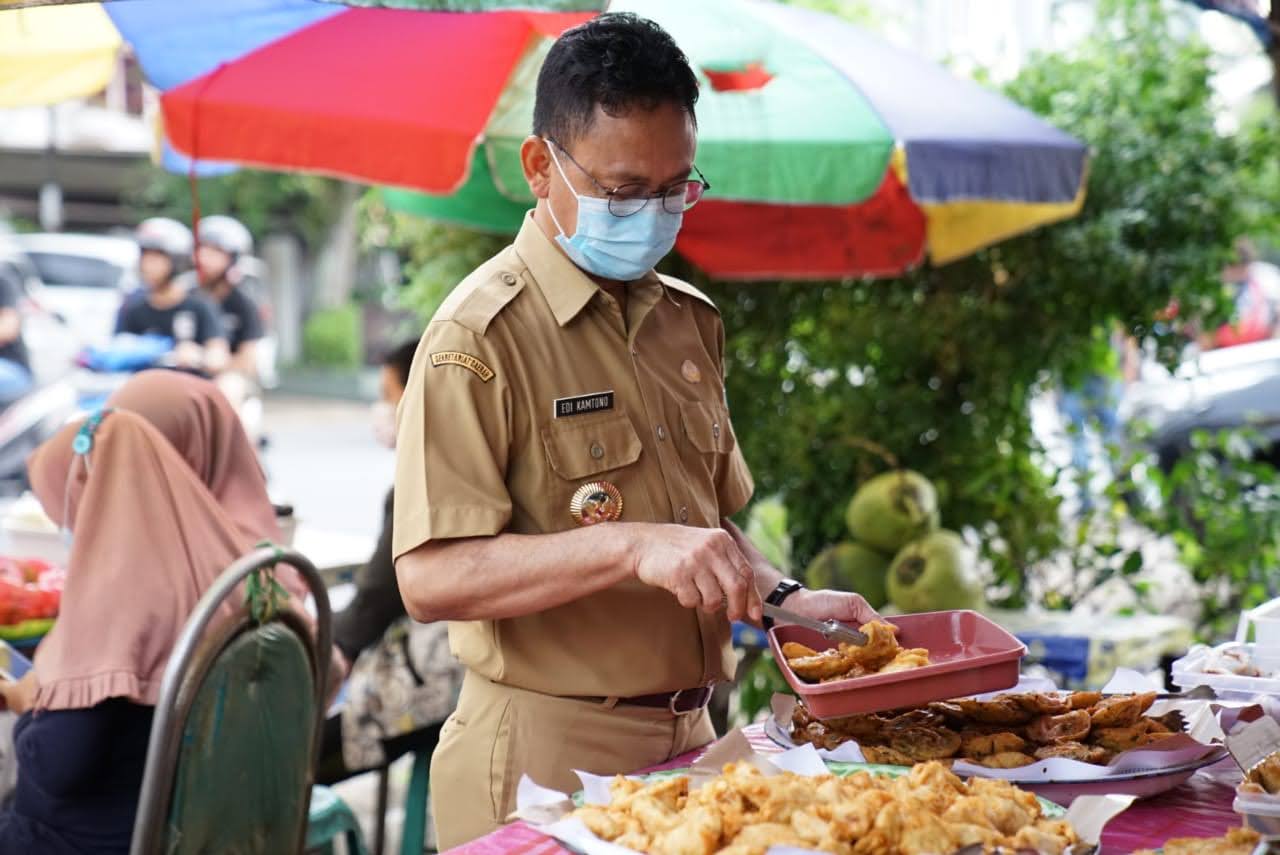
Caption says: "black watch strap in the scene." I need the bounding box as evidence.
[763,579,803,628]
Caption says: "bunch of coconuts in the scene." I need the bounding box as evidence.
[804,471,985,614]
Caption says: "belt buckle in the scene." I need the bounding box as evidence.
[668,685,710,716]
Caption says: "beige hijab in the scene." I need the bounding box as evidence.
[27,411,248,711]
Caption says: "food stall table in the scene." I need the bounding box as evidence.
[441,723,1244,855]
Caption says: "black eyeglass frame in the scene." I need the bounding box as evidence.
[546,137,711,218]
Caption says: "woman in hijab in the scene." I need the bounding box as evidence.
[0,409,255,854]
[106,369,279,546]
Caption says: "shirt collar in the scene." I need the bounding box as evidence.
[513,212,663,327]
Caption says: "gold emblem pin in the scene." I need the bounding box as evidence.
[681,360,701,383]
[570,481,623,526]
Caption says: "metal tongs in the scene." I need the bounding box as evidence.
[763,602,867,646]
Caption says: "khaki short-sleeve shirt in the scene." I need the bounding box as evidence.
[393,214,754,698]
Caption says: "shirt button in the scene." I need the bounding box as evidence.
[656,425,667,441]
[712,422,721,440]
[500,272,518,286]
[589,442,604,460]
[679,506,689,523]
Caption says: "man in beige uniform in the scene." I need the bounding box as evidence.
[393,13,879,848]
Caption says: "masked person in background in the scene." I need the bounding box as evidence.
[116,218,228,375]
[392,14,880,847]
[315,340,463,784]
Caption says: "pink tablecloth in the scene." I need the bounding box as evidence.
[444,724,1243,854]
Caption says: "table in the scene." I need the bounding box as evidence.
[443,723,1245,855]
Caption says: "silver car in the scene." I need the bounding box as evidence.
[13,232,138,349]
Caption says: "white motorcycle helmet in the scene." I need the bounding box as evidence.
[135,217,194,279]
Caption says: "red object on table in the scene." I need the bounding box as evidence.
[768,610,1026,718]
[441,723,1245,855]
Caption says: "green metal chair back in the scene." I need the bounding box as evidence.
[130,547,332,855]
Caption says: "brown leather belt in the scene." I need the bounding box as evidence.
[573,686,714,715]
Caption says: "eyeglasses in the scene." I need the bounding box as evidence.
[547,138,711,217]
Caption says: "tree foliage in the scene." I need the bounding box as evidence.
[688,0,1272,602]
[126,167,347,250]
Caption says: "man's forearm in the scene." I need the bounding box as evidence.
[395,525,640,623]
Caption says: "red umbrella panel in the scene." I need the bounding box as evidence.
[161,8,593,192]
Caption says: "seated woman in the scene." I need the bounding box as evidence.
[0,408,266,854]
[106,369,347,683]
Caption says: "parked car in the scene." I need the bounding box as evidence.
[12,232,138,349]
[1121,338,1280,470]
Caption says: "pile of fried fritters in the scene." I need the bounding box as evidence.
[571,760,1078,855]
[782,621,930,683]
[1134,827,1260,855]
[792,690,1183,768]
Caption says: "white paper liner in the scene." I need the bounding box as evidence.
[513,727,1132,855]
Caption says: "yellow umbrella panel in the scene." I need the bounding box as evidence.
[0,4,121,108]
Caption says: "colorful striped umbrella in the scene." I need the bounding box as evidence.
[159,0,1086,280]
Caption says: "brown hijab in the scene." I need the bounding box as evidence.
[107,370,280,545]
[26,411,247,711]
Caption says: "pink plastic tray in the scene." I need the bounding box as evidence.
[768,609,1026,718]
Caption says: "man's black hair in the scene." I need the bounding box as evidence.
[533,12,699,146]
[382,339,419,389]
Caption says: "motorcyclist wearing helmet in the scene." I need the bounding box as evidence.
[193,215,264,382]
[116,218,228,373]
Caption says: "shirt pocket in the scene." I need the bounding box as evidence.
[679,401,736,455]
[540,413,643,481]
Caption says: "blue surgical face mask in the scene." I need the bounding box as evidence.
[545,143,683,282]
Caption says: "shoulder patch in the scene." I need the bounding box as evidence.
[429,351,495,382]
[657,273,718,312]
[432,247,527,335]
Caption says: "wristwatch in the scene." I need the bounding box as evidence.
[763,579,803,628]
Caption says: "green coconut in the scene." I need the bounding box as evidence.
[886,529,985,613]
[804,542,890,609]
[845,470,940,555]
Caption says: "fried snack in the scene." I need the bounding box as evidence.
[881,648,931,673]
[568,759,1077,855]
[1245,752,1280,794]
[888,727,963,762]
[783,620,928,684]
[973,752,1037,769]
[1089,691,1157,728]
[953,697,1035,726]
[1033,742,1112,764]
[1067,691,1102,710]
[1012,693,1072,716]
[780,641,819,660]
[1026,709,1093,745]
[861,745,917,766]
[1133,827,1260,855]
[959,731,1029,757]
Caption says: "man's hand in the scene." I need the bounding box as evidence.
[784,588,882,628]
[632,525,763,623]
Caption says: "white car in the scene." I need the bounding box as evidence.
[13,233,138,349]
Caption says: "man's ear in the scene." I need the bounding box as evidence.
[521,135,553,200]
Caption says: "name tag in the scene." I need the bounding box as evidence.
[554,391,615,419]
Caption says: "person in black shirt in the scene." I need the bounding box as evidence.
[194,216,264,382]
[0,265,31,407]
[116,218,228,374]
